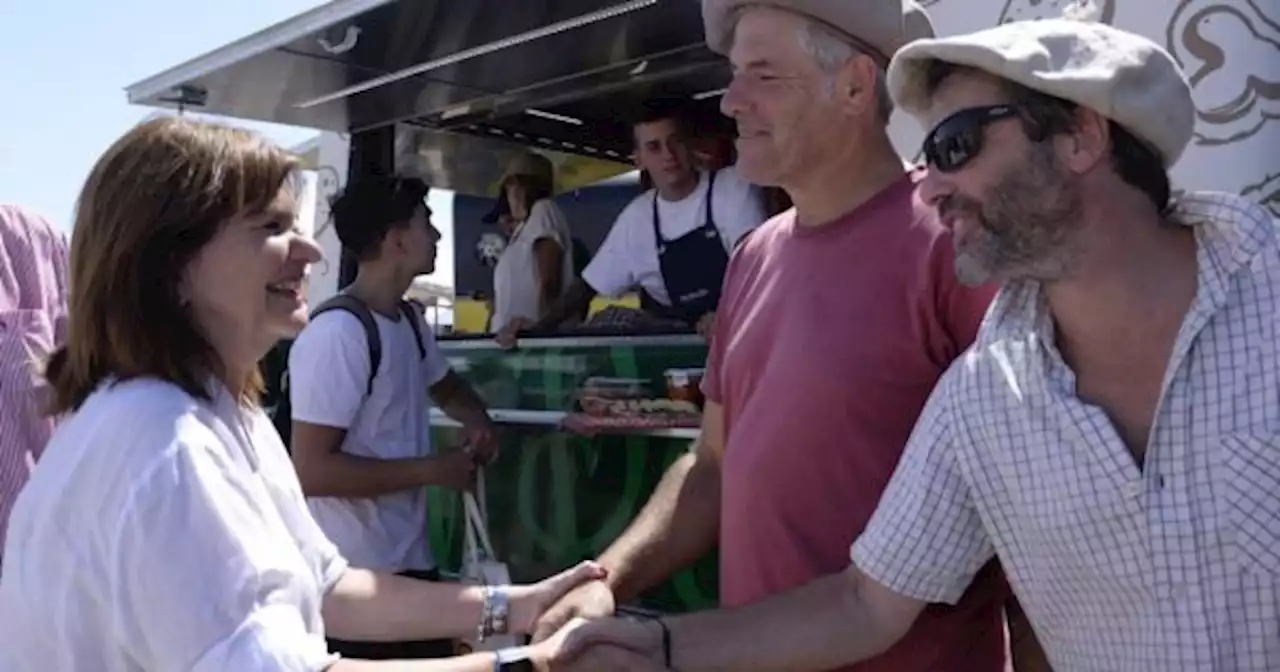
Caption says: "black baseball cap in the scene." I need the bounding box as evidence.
[482,193,510,225]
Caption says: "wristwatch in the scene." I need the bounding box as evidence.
[493,646,534,672]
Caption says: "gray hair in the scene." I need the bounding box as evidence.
[728,4,894,124]
[795,15,894,123]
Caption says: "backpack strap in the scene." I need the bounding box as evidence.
[399,299,428,361]
[310,294,381,397]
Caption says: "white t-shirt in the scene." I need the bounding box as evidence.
[492,199,577,332]
[0,378,346,672]
[288,305,450,572]
[581,166,766,305]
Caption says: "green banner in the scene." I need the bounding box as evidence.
[430,337,718,613]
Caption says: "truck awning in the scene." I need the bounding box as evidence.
[126,0,730,193]
[126,0,397,132]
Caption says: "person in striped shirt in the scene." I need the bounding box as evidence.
[0,204,68,569]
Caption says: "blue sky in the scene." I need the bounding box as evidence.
[0,0,325,230]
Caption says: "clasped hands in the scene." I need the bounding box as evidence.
[524,580,670,671]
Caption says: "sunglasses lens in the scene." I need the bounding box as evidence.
[934,130,982,172]
[924,105,1016,173]
[926,120,983,172]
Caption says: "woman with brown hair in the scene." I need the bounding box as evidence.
[0,118,600,671]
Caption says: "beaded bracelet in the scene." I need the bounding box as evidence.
[478,585,511,642]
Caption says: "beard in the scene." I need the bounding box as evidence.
[942,144,1084,286]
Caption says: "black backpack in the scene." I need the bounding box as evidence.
[265,294,427,449]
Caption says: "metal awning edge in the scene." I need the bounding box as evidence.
[124,0,397,105]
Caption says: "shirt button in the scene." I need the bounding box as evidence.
[1125,481,1145,498]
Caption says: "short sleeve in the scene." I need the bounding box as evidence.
[288,311,370,428]
[418,318,451,387]
[523,201,569,251]
[701,306,728,405]
[108,428,338,671]
[850,366,994,605]
[581,198,645,298]
[701,241,749,405]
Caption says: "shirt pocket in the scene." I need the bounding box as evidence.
[1221,432,1280,578]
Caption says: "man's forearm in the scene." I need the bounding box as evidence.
[297,453,450,498]
[437,389,491,431]
[530,279,596,332]
[597,449,720,602]
[324,569,488,642]
[430,372,493,430]
[664,569,905,672]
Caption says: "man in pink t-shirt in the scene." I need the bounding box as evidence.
[535,2,1044,670]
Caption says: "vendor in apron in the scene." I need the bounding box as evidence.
[497,96,766,346]
[637,168,731,329]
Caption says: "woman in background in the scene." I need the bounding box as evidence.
[488,152,577,337]
[0,204,68,572]
[0,117,599,671]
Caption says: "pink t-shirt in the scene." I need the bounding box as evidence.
[704,171,1008,672]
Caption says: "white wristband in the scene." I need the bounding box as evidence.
[493,645,532,670]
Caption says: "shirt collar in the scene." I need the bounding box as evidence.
[983,192,1276,347]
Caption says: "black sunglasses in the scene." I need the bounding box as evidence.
[921,104,1021,173]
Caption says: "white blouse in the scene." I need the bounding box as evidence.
[491,199,577,332]
[0,377,348,671]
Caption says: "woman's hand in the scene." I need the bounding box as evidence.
[530,579,615,643]
[507,562,608,635]
[495,317,532,350]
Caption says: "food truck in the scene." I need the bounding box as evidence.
[128,0,1279,615]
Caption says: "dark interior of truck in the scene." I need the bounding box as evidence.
[132,0,735,197]
[128,0,797,335]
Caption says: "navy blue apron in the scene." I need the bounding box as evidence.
[639,170,729,325]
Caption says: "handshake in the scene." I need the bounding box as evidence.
[508,568,672,671]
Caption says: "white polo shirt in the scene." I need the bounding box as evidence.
[492,199,577,332]
[582,167,766,305]
[0,378,345,671]
[288,306,450,573]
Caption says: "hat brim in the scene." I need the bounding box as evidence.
[885,19,1194,167]
[482,195,510,224]
[702,0,935,64]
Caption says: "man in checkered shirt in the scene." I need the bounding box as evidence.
[546,16,1280,672]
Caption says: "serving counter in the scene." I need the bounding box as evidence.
[425,332,718,614]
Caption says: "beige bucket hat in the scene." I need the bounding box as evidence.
[483,151,556,224]
[701,0,935,66]
[886,18,1196,166]
[501,151,555,186]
